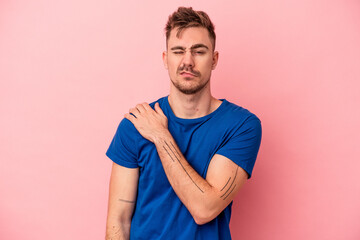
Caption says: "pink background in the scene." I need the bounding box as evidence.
[1,0,359,239]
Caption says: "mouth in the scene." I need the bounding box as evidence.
[180,71,197,78]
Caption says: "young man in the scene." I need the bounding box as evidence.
[105,7,262,240]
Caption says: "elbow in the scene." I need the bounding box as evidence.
[189,193,226,225]
[192,208,218,225]
[193,216,211,225]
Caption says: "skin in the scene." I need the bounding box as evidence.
[106,163,138,240]
[106,27,248,239]
[164,27,221,118]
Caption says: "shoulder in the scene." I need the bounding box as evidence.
[221,100,261,128]
[119,96,168,134]
[148,96,168,109]
[115,117,140,141]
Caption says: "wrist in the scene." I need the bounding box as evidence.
[153,129,172,145]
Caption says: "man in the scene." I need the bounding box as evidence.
[105,7,262,240]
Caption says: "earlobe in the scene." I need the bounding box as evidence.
[162,51,168,69]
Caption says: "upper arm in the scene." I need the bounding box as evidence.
[205,114,261,208]
[204,154,248,218]
[107,162,139,223]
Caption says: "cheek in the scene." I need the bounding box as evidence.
[199,59,214,72]
[168,62,179,73]
[206,57,214,66]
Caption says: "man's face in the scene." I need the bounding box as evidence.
[163,27,218,95]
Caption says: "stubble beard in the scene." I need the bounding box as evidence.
[171,65,211,95]
[171,77,210,95]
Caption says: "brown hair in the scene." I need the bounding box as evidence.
[165,7,216,50]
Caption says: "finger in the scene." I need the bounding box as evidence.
[154,102,165,115]
[124,113,137,122]
[129,107,139,117]
[142,103,152,111]
[136,104,146,113]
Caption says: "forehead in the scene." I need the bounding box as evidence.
[167,27,213,50]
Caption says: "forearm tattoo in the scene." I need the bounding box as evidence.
[220,167,239,200]
[106,226,122,240]
[162,140,204,193]
[118,198,135,203]
[162,146,175,162]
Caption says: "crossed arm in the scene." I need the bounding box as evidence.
[106,102,249,239]
[123,102,248,224]
[150,134,248,224]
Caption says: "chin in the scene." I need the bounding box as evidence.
[178,84,208,95]
[171,77,210,95]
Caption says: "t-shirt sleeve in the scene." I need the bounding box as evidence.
[106,118,139,168]
[216,115,262,179]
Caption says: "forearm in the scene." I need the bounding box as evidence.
[153,131,221,224]
[124,102,245,224]
[105,217,131,240]
[106,163,138,240]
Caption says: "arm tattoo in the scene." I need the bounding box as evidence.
[220,167,239,199]
[162,140,204,193]
[170,141,181,157]
[220,177,231,191]
[164,141,179,161]
[223,184,237,200]
[118,198,135,203]
[163,146,175,162]
[106,226,121,240]
[113,226,121,234]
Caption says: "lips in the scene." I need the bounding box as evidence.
[180,71,196,77]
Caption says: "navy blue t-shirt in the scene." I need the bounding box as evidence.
[106,96,262,240]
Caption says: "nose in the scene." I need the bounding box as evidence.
[181,51,195,69]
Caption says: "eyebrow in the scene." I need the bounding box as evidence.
[191,44,209,50]
[170,44,209,51]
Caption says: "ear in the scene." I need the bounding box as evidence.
[212,51,219,70]
[162,51,168,70]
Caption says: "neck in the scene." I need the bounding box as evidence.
[168,85,222,119]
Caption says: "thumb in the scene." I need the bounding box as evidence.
[154,102,165,115]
